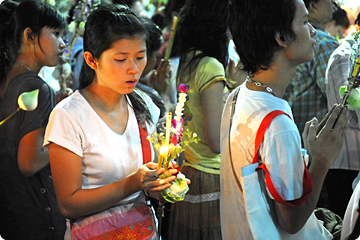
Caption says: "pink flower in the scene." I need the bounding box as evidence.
[171,118,177,128]
[179,84,188,93]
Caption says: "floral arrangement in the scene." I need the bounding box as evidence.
[339,31,360,110]
[0,89,39,129]
[147,84,200,203]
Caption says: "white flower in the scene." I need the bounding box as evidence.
[18,89,39,111]
[68,21,77,34]
[52,63,72,81]
[162,173,189,198]
[46,0,56,6]
[193,133,197,138]
[62,63,72,78]
[178,93,187,102]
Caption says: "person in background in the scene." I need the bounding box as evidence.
[152,0,186,110]
[0,1,67,239]
[325,5,349,40]
[137,17,171,117]
[325,14,360,219]
[166,0,229,239]
[221,0,349,239]
[43,4,178,238]
[112,0,145,17]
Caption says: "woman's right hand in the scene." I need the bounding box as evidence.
[148,59,172,96]
[135,162,177,200]
[226,58,247,89]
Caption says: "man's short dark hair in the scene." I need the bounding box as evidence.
[228,0,297,74]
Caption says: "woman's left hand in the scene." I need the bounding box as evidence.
[136,162,178,200]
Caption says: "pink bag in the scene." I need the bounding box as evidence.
[71,122,157,240]
[71,202,157,240]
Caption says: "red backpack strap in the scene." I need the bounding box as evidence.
[138,122,151,164]
[253,110,312,207]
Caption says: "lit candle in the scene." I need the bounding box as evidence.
[158,145,169,169]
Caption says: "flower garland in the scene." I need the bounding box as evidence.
[147,84,199,203]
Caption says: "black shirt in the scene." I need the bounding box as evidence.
[0,72,65,240]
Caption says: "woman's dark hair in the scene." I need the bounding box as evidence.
[151,0,186,30]
[0,0,66,86]
[79,4,153,125]
[176,0,229,82]
[332,6,349,29]
[228,0,297,75]
[142,17,163,56]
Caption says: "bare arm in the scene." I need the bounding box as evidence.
[18,127,50,177]
[274,105,349,233]
[201,81,225,154]
[48,143,177,219]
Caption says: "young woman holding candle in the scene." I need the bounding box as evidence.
[0,1,67,239]
[43,4,178,238]
[166,0,229,239]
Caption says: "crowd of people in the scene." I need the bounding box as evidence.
[1,0,360,239]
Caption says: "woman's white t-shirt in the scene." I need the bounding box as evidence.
[44,90,160,205]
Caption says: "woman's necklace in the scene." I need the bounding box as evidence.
[14,62,32,72]
[246,76,277,97]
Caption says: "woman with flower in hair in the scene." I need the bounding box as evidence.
[166,0,229,239]
[0,0,67,239]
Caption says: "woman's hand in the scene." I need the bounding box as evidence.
[148,59,172,97]
[226,58,247,89]
[135,162,178,200]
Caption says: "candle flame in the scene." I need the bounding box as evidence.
[160,145,169,155]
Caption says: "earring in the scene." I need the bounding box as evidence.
[310,29,316,36]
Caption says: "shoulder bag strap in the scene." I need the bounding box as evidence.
[254,110,312,207]
[228,87,243,190]
[138,121,152,164]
